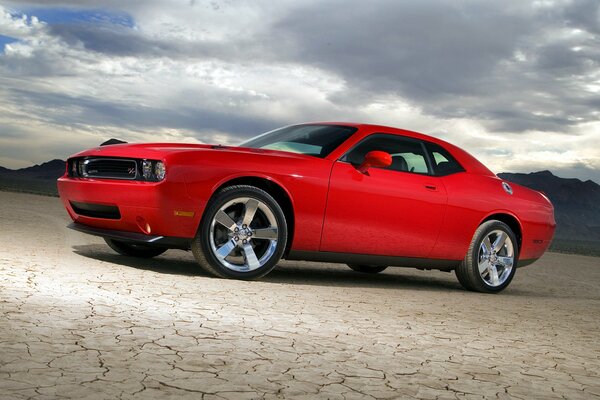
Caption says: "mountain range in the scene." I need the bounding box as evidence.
[0,159,67,196]
[0,153,598,254]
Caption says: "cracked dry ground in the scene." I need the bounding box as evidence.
[0,192,599,400]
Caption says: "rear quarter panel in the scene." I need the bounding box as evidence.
[431,173,555,262]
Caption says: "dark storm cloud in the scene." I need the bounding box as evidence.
[562,0,600,34]
[482,109,579,133]
[48,23,172,57]
[264,0,600,133]
[19,1,600,134]
[47,23,251,60]
[40,0,587,135]
[0,1,598,181]
[7,88,276,138]
[38,6,274,63]
[7,1,600,134]
[273,1,529,99]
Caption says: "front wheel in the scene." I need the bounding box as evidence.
[192,185,287,280]
[347,264,388,274]
[104,238,167,258]
[455,220,518,293]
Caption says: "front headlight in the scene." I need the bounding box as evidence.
[140,159,165,181]
[154,161,166,181]
[142,160,153,180]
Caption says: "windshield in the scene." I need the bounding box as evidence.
[240,124,357,158]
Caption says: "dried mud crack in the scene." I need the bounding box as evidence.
[1,192,599,399]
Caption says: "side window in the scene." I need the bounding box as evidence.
[426,142,464,176]
[394,152,429,174]
[343,134,431,174]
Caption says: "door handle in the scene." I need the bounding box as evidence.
[424,185,437,191]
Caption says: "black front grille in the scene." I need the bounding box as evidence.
[82,158,138,180]
[70,201,121,219]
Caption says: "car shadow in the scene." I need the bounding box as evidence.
[72,244,204,276]
[266,262,461,292]
[72,244,464,292]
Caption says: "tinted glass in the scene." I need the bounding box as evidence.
[426,142,465,176]
[241,124,357,158]
[344,134,430,174]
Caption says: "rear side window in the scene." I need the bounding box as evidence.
[343,134,431,174]
[426,142,465,176]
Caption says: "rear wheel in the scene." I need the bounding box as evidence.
[104,238,167,258]
[347,264,388,274]
[455,220,518,293]
[192,185,287,280]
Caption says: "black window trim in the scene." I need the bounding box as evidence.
[424,141,466,177]
[339,132,466,177]
[339,132,434,176]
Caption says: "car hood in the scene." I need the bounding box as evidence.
[70,143,317,162]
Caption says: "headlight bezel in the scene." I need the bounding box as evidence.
[141,159,166,182]
[142,159,153,180]
[154,161,166,181]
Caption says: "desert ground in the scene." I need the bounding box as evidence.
[0,191,599,400]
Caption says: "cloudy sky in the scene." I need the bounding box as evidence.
[0,0,598,182]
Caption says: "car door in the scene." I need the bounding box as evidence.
[320,133,448,258]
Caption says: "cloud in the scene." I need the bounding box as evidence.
[0,1,597,183]
[5,87,276,136]
[267,0,600,134]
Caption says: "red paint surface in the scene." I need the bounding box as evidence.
[58,123,555,262]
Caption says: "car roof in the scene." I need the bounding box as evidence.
[299,121,442,141]
[301,122,495,177]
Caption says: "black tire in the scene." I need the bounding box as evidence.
[455,220,519,293]
[347,264,388,274]
[104,238,167,258]
[191,185,287,280]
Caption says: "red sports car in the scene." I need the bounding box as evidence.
[57,123,555,293]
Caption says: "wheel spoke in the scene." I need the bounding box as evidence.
[242,244,260,271]
[490,264,500,286]
[492,232,508,253]
[478,259,490,274]
[242,199,259,227]
[482,236,492,255]
[497,256,513,268]
[214,210,237,231]
[215,239,236,260]
[252,227,278,240]
[209,195,280,273]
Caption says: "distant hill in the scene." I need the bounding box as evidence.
[13,159,67,180]
[0,159,66,196]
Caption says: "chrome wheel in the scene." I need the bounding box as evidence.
[209,197,278,272]
[456,220,518,293]
[478,229,514,287]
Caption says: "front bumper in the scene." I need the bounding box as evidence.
[57,175,204,239]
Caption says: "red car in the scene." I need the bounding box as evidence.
[57,123,555,293]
